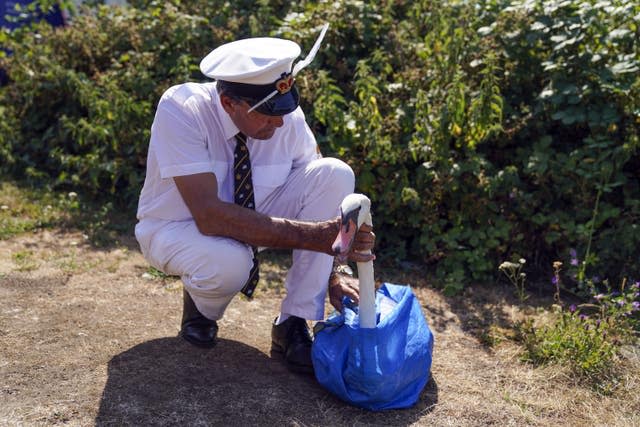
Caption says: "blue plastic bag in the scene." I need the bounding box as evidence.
[312,283,434,411]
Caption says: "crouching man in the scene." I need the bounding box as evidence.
[134,32,374,373]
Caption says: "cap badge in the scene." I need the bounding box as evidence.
[276,74,295,94]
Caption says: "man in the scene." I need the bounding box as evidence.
[134,31,374,374]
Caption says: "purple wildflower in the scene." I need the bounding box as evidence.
[596,319,601,328]
[552,276,558,285]
[592,276,601,284]
[569,304,577,313]
[569,249,579,266]
[617,300,625,307]
[579,314,588,321]
[632,301,640,311]
[633,281,640,290]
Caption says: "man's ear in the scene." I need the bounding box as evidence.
[219,93,237,115]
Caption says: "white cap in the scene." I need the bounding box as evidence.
[199,38,301,85]
[199,25,329,115]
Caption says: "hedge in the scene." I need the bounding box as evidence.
[1,0,638,293]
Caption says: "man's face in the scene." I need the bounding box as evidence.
[220,94,285,140]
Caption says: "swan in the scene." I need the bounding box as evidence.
[314,193,434,410]
[331,193,376,328]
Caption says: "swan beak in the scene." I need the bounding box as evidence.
[331,206,361,261]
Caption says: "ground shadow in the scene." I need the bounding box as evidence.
[97,337,438,426]
[447,283,516,345]
[443,279,563,349]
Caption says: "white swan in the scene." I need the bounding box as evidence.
[331,193,376,328]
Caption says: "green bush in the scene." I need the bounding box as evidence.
[517,278,638,390]
[518,306,620,389]
[1,0,638,292]
[0,1,244,203]
[485,0,640,285]
[516,260,638,389]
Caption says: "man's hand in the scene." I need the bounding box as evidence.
[345,223,375,263]
[328,271,360,313]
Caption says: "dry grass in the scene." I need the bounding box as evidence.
[0,229,638,426]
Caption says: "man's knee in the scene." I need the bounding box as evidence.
[310,157,355,193]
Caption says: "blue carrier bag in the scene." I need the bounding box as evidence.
[311,283,434,411]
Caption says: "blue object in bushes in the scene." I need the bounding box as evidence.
[312,283,434,411]
[1,0,65,30]
[1,0,66,86]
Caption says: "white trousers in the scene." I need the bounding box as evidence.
[135,158,355,321]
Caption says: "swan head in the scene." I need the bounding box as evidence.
[331,193,371,261]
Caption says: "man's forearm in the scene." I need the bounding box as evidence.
[194,200,340,255]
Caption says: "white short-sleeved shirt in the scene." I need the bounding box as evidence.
[136,82,319,221]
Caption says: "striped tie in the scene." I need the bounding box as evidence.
[234,133,259,298]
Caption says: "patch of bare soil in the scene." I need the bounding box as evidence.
[1,229,638,426]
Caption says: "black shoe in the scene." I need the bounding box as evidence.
[271,316,314,374]
[180,289,218,348]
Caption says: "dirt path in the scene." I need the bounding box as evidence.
[1,229,638,426]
